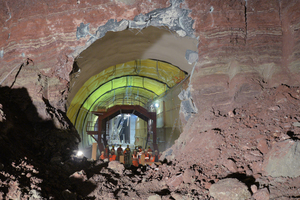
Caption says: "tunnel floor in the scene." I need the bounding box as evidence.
[1,85,300,199]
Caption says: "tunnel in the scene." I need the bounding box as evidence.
[66,26,198,158]
[1,0,300,199]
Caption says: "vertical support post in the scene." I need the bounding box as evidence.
[97,115,104,153]
[103,119,108,147]
[92,142,98,160]
[163,101,166,151]
[152,113,158,151]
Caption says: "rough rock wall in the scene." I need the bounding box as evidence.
[0,0,170,119]
[0,0,299,119]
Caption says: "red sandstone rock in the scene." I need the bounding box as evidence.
[223,159,238,173]
[252,188,270,200]
[257,137,269,154]
[167,174,183,190]
[251,184,258,194]
[107,161,125,175]
[182,169,195,184]
[209,178,251,200]
[263,140,300,178]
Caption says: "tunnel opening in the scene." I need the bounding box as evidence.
[66,26,198,159]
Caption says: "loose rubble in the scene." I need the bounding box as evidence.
[1,85,300,199]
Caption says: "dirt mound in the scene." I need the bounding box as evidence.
[164,84,300,199]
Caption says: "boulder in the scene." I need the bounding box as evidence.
[263,140,300,177]
[209,178,251,200]
[167,174,183,190]
[107,161,125,175]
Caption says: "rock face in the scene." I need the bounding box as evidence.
[209,178,251,200]
[0,0,299,119]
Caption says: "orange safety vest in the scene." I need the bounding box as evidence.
[100,154,105,160]
[150,156,155,162]
[109,154,116,162]
[145,153,150,161]
[132,154,139,167]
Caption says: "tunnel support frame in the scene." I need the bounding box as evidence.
[88,105,158,153]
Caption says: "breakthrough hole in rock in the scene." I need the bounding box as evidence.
[66,26,198,159]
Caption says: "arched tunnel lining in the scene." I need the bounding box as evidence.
[67,26,198,154]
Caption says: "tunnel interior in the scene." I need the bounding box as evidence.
[66,26,198,158]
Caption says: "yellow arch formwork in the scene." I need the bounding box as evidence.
[67,59,187,147]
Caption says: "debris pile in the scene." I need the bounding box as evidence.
[1,84,300,199]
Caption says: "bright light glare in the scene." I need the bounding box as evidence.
[154,103,159,108]
[76,151,83,157]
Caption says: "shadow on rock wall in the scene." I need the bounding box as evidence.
[0,86,96,199]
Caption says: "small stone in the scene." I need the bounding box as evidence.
[62,189,77,200]
[252,188,270,200]
[251,162,263,174]
[257,138,269,154]
[228,111,235,117]
[148,194,161,200]
[203,181,212,189]
[171,192,192,200]
[292,122,300,127]
[244,153,262,161]
[223,159,238,172]
[150,163,157,168]
[209,178,251,200]
[176,30,186,37]
[251,184,258,193]
[69,170,87,181]
[253,173,262,180]
[283,123,291,129]
[268,106,280,111]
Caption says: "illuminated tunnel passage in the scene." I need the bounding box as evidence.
[67,59,188,158]
[66,27,198,159]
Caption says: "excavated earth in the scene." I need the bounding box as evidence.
[1,84,300,199]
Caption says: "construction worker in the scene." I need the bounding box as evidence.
[104,145,109,159]
[149,151,155,162]
[117,145,123,161]
[154,150,160,162]
[111,145,115,152]
[124,145,131,166]
[138,150,144,165]
[147,146,152,153]
[132,150,139,167]
[109,150,116,162]
[99,151,105,160]
[145,150,150,162]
